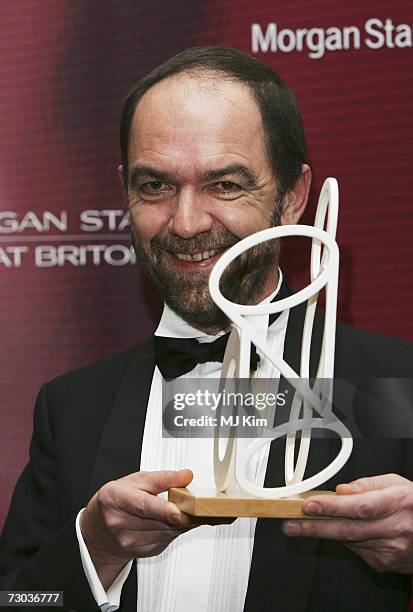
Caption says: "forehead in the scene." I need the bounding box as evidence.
[128,72,269,176]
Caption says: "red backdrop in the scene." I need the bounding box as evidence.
[1,0,412,535]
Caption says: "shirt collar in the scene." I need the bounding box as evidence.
[155,268,284,341]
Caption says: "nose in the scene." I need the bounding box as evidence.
[168,187,213,239]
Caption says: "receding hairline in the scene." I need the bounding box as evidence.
[127,67,266,163]
[131,67,258,114]
[120,47,307,195]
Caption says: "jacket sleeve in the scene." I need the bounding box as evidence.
[0,384,104,611]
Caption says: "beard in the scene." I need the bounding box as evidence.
[132,205,282,331]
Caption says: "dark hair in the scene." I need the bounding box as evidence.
[120,46,307,199]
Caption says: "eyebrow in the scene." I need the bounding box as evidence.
[129,164,259,189]
[129,165,175,189]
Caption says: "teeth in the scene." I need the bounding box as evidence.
[175,249,218,262]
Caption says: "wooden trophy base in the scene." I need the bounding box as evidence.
[168,487,335,518]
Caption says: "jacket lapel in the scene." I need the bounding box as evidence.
[245,296,331,612]
[86,338,155,612]
[88,338,155,497]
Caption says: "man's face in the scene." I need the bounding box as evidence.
[126,72,282,330]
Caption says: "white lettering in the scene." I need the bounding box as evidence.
[117,212,130,231]
[43,211,68,232]
[277,28,296,53]
[243,415,267,427]
[35,246,57,267]
[104,244,131,266]
[295,28,307,51]
[0,211,67,233]
[80,210,103,231]
[34,244,136,267]
[307,28,325,59]
[210,392,222,411]
[80,209,130,232]
[252,19,411,58]
[365,18,386,49]
[384,17,395,48]
[0,247,12,267]
[251,23,277,52]
[0,212,17,232]
[221,415,239,427]
[325,27,342,52]
[11,246,28,266]
[342,26,361,50]
[395,23,412,48]
[174,415,217,427]
[0,246,28,267]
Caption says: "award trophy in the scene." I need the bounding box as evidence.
[169,178,353,518]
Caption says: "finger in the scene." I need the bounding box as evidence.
[335,473,408,495]
[118,489,192,527]
[129,469,194,495]
[282,517,398,541]
[301,485,405,520]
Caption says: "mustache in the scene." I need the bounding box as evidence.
[150,229,240,254]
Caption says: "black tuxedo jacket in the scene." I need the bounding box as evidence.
[1,301,413,612]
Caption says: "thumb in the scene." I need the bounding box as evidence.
[134,469,193,495]
[336,473,407,495]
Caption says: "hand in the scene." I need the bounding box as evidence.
[80,469,194,589]
[282,473,413,574]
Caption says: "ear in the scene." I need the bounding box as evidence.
[117,164,128,203]
[280,164,312,225]
[117,164,125,187]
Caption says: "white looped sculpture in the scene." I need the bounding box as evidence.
[209,178,353,499]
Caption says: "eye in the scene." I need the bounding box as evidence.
[139,181,175,199]
[207,181,242,198]
[219,181,239,191]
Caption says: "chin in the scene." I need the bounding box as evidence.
[165,294,229,331]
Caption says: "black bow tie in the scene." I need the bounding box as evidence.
[154,333,260,380]
[154,281,290,380]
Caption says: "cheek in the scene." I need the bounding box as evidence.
[130,205,170,244]
[214,200,274,239]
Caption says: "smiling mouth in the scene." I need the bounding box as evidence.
[173,249,223,262]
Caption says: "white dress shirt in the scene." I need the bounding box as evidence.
[76,271,289,612]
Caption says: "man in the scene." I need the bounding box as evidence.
[1,46,413,612]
